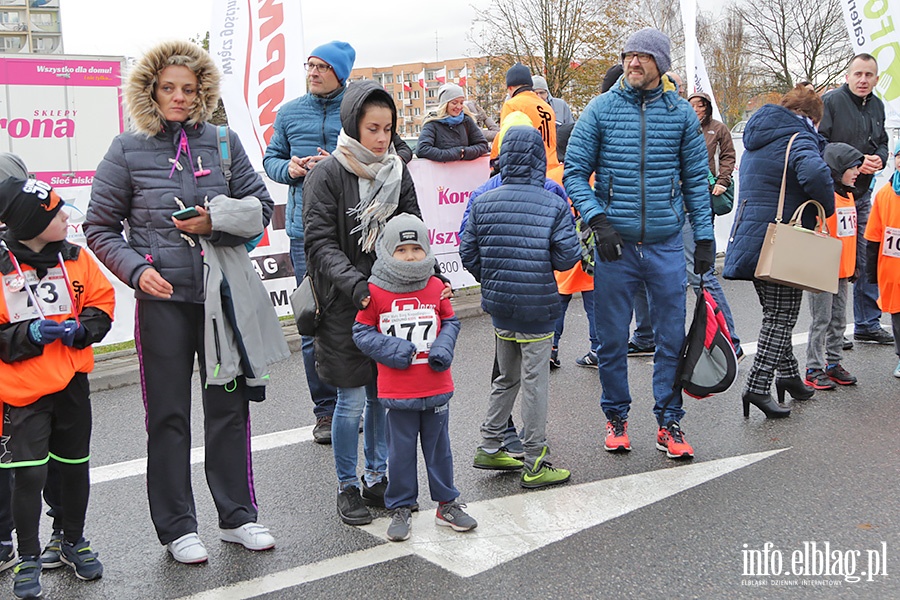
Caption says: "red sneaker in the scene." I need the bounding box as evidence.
[604,418,631,452]
[656,422,694,459]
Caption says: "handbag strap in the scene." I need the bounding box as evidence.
[775,132,801,224]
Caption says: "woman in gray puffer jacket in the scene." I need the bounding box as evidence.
[84,40,275,564]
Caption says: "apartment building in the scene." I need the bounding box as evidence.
[349,56,490,137]
[0,0,62,54]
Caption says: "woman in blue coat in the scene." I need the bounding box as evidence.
[724,85,834,418]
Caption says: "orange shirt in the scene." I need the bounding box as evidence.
[547,164,593,295]
[0,247,115,408]
[826,191,857,279]
[864,183,900,313]
[490,90,559,169]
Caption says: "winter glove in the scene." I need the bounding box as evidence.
[693,240,714,275]
[27,319,67,345]
[588,214,623,262]
[60,319,87,347]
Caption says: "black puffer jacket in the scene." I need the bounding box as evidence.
[415,115,489,162]
[85,40,273,303]
[303,80,422,388]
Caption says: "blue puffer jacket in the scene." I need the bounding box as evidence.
[563,75,713,244]
[723,104,834,281]
[459,127,580,333]
[263,88,344,239]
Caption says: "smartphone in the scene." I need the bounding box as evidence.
[172,207,201,220]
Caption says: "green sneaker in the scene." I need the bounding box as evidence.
[473,447,524,471]
[521,447,571,489]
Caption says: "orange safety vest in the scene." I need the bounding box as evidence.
[864,183,900,313]
[826,191,857,279]
[547,164,594,295]
[490,91,559,169]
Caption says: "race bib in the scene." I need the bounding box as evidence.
[379,307,438,365]
[835,206,856,238]
[2,267,71,323]
[883,227,900,258]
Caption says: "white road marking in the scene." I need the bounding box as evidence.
[90,426,314,484]
[180,448,787,599]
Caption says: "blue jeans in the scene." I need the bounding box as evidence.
[290,238,337,419]
[333,383,387,488]
[852,191,884,333]
[631,282,654,348]
[594,232,687,425]
[553,290,600,353]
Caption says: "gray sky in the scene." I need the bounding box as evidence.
[61,0,486,67]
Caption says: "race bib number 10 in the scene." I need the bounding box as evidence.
[379,307,438,365]
[2,267,71,323]
[884,227,900,259]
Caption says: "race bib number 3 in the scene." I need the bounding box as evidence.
[835,206,856,238]
[2,267,71,323]
[379,307,438,365]
[883,227,900,258]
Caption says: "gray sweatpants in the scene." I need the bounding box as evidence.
[805,278,849,370]
[480,329,552,469]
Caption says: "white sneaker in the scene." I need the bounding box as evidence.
[166,533,208,564]
[894,360,900,378]
[220,523,275,551]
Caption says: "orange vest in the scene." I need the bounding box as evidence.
[490,91,559,169]
[864,183,900,313]
[826,191,857,279]
[0,247,115,408]
[547,164,594,295]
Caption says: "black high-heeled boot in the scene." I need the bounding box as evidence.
[775,377,815,403]
[742,391,791,418]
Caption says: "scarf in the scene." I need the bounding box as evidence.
[369,254,435,293]
[334,129,403,253]
[438,113,465,126]
[892,171,900,195]
[1,235,64,278]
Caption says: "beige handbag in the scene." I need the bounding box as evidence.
[754,133,841,294]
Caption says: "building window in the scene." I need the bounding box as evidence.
[412,91,420,99]
[414,108,421,116]
[426,89,435,98]
[397,91,403,100]
[1,11,21,24]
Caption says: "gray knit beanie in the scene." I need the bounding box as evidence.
[376,213,432,259]
[622,28,671,75]
[506,63,532,88]
[437,83,465,106]
[531,75,549,92]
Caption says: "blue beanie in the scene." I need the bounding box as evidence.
[506,62,532,88]
[309,40,356,83]
[622,28,671,75]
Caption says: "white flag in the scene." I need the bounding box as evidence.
[681,0,722,121]
[841,0,900,115]
[209,0,306,171]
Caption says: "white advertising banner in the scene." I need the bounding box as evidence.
[841,0,900,114]
[407,157,492,289]
[209,0,306,172]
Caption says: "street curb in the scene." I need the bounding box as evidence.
[88,290,484,392]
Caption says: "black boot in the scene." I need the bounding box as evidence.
[775,376,815,403]
[742,392,791,418]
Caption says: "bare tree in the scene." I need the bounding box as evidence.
[738,0,851,92]
[703,6,759,127]
[467,0,630,115]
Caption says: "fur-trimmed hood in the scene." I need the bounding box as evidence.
[125,40,221,137]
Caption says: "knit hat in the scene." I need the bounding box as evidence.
[506,62,532,88]
[437,83,465,106]
[601,63,624,93]
[377,213,432,259]
[0,177,64,241]
[309,40,356,83]
[532,75,549,92]
[622,28,671,75]
[0,153,27,180]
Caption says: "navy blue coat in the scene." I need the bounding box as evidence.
[723,104,834,281]
[459,126,580,333]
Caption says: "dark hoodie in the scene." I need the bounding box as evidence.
[302,80,423,387]
[823,142,864,198]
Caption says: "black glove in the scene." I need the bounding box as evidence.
[588,214,623,262]
[27,319,67,345]
[693,240,714,275]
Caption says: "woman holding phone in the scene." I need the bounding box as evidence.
[84,40,276,564]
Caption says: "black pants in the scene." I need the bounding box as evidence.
[0,460,63,542]
[135,300,258,545]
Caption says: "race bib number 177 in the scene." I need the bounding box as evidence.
[379,307,438,365]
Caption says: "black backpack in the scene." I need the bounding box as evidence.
[674,283,738,399]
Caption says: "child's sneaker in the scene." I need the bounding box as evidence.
[520,448,571,489]
[575,350,599,368]
[60,538,103,581]
[12,556,41,599]
[549,347,561,370]
[656,421,694,459]
[473,447,524,470]
[805,369,836,390]
[386,507,412,542]
[825,363,857,386]
[0,542,16,573]
[435,501,477,532]
[39,530,63,569]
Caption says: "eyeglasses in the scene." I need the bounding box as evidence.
[304,62,333,74]
[623,52,653,64]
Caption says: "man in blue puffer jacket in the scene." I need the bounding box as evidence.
[564,28,713,459]
[263,40,356,444]
[460,126,580,490]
